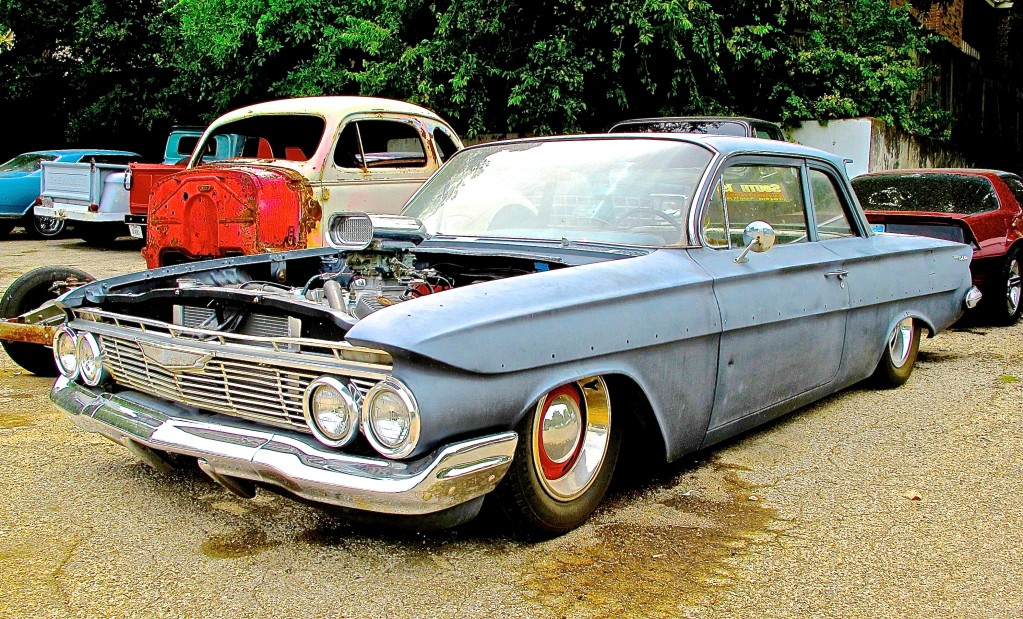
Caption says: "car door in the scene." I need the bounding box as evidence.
[317,115,438,225]
[689,156,850,435]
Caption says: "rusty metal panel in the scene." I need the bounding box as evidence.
[143,166,311,268]
[0,320,54,346]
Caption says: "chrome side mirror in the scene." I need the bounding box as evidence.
[734,220,777,264]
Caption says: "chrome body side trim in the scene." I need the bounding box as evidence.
[52,377,517,515]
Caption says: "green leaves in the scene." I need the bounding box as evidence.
[0,0,951,158]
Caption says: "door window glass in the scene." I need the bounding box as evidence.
[719,164,808,246]
[1000,175,1023,206]
[810,169,856,239]
[334,120,427,169]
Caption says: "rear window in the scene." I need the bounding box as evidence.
[610,120,748,137]
[852,173,999,215]
[199,115,326,162]
[0,153,57,173]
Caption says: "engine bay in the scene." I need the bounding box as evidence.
[75,243,569,342]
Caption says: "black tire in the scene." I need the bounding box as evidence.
[493,377,621,539]
[870,317,921,389]
[0,265,93,376]
[985,249,1022,326]
[26,214,67,239]
[78,224,124,246]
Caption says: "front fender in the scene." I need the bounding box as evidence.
[345,249,720,374]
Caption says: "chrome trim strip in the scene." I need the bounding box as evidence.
[52,378,517,515]
[72,308,391,366]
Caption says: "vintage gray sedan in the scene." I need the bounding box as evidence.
[44,135,978,537]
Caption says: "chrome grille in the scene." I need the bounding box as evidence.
[71,308,391,433]
[175,306,298,347]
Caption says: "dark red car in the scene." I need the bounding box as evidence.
[853,169,1023,324]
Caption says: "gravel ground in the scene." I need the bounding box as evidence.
[1,232,1021,618]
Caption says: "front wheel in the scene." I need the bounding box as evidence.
[870,317,921,388]
[493,376,621,538]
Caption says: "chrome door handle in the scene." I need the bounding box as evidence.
[825,270,848,287]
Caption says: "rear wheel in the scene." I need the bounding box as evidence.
[986,250,1022,326]
[29,214,67,239]
[0,265,93,375]
[870,317,921,388]
[494,376,621,538]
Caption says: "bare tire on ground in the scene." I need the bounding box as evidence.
[870,317,921,388]
[986,249,1022,326]
[494,376,621,538]
[0,265,93,376]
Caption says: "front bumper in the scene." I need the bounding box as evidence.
[52,377,517,515]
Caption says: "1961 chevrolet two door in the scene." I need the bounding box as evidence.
[44,135,978,537]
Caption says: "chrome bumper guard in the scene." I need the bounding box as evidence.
[964,286,983,309]
[52,377,517,515]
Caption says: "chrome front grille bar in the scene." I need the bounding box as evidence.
[69,308,391,433]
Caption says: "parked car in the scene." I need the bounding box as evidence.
[142,96,463,268]
[42,135,977,537]
[853,169,1023,324]
[0,150,134,239]
[609,116,785,140]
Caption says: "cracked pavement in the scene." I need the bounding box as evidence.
[1,233,1021,618]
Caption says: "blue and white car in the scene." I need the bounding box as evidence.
[0,149,138,239]
[38,135,979,537]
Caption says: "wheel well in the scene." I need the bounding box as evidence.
[603,374,668,467]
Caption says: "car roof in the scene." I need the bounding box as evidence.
[854,168,1015,178]
[470,133,849,170]
[208,96,448,127]
[614,116,777,125]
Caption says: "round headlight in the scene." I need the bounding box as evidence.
[303,377,359,447]
[52,327,79,379]
[362,378,419,458]
[75,332,107,386]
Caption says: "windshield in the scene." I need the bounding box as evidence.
[402,138,713,247]
[0,153,57,173]
[853,173,999,215]
[196,115,326,163]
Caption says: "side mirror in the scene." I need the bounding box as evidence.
[734,220,777,264]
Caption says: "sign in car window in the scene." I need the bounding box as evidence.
[722,165,808,245]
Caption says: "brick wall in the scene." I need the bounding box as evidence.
[912,0,965,47]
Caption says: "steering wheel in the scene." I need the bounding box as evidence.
[615,207,684,233]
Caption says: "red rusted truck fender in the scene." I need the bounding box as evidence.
[144,166,320,268]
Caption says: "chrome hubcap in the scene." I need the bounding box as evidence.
[887,317,914,369]
[532,377,611,502]
[1006,259,1021,315]
[35,216,63,236]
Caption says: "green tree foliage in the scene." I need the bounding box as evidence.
[723,0,944,135]
[0,0,951,157]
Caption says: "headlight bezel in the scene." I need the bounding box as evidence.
[52,326,79,380]
[75,332,108,386]
[302,376,360,448]
[362,377,420,459]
